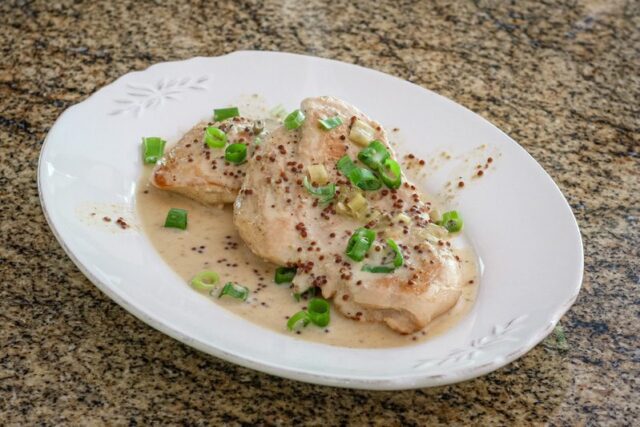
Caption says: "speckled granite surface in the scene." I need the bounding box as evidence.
[1,0,638,424]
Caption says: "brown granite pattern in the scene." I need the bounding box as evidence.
[1,0,638,424]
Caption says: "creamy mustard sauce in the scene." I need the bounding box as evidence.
[136,169,479,348]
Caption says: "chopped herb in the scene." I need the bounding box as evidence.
[218,282,249,301]
[318,116,343,130]
[190,271,219,292]
[303,176,336,205]
[213,107,239,122]
[284,109,306,130]
[307,298,330,327]
[358,140,389,170]
[225,143,247,164]
[142,137,166,164]
[438,211,463,233]
[362,238,404,273]
[164,208,187,230]
[357,141,401,189]
[275,267,297,284]
[378,158,402,189]
[287,310,310,331]
[337,156,382,191]
[345,227,376,262]
[204,126,227,148]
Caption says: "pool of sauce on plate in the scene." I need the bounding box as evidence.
[136,110,479,348]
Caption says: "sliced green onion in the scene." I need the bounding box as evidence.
[164,208,187,230]
[345,227,376,261]
[336,155,382,191]
[438,211,463,233]
[379,158,402,189]
[204,126,227,148]
[225,143,247,164]
[318,116,343,130]
[190,271,219,292]
[287,310,310,331]
[218,282,249,301]
[361,265,396,273]
[362,238,404,273]
[213,107,239,122]
[357,141,401,189]
[307,298,330,327]
[287,298,331,331]
[387,238,404,267]
[349,119,376,146]
[142,137,166,164]
[350,167,382,191]
[308,164,329,185]
[337,155,357,176]
[303,176,336,204]
[275,267,296,284]
[284,109,306,130]
[347,192,367,214]
[357,140,390,170]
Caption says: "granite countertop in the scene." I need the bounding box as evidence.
[1,0,638,424]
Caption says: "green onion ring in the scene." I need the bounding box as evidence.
[318,116,343,130]
[218,282,249,301]
[350,167,382,191]
[361,265,396,273]
[438,211,463,233]
[284,109,306,130]
[303,176,336,204]
[345,227,376,262]
[357,140,390,170]
[337,155,382,191]
[356,141,402,189]
[361,238,404,273]
[287,311,310,331]
[190,271,220,292]
[337,155,357,176]
[307,298,331,327]
[142,137,166,164]
[275,267,297,284]
[204,126,227,148]
[213,107,239,122]
[387,238,404,267]
[379,158,402,189]
[225,143,247,164]
[164,208,188,230]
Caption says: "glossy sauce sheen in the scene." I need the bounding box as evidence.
[137,170,479,348]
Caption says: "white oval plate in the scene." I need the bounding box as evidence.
[38,51,582,390]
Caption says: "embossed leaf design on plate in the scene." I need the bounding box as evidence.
[413,315,528,370]
[110,76,209,116]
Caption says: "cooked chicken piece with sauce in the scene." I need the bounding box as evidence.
[234,96,462,334]
[151,117,262,205]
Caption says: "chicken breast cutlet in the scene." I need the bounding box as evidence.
[151,116,262,205]
[234,97,462,334]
